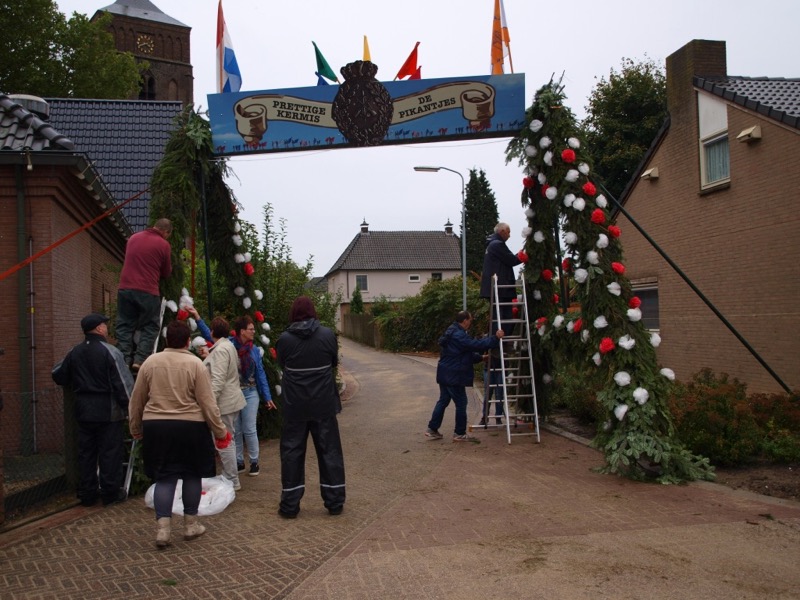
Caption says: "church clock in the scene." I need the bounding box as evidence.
[136,34,154,54]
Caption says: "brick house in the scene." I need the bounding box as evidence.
[616,39,799,394]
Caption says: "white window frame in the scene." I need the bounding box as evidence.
[408,274,421,283]
[699,130,730,189]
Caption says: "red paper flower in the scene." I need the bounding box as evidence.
[206,340,214,348]
[561,148,576,163]
[591,209,606,225]
[582,181,597,196]
[599,337,615,354]
[552,294,560,304]
[512,307,519,317]
[541,269,553,282]
[611,262,626,275]
[561,257,571,272]
[244,262,255,276]
[573,318,583,333]
[522,177,533,189]
[628,296,642,309]
[229,329,236,337]
[269,348,277,360]
[541,184,550,198]
[607,225,621,238]
[254,310,265,322]
[535,317,548,327]
[177,309,189,321]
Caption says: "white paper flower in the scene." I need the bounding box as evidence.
[533,231,545,243]
[191,336,206,348]
[618,334,635,350]
[587,250,600,265]
[553,315,564,329]
[650,332,662,347]
[572,197,586,211]
[243,297,252,309]
[233,286,245,297]
[161,326,167,339]
[243,252,252,262]
[596,234,609,249]
[261,335,270,346]
[521,227,532,238]
[563,193,575,208]
[544,150,553,166]
[275,385,282,396]
[596,194,608,209]
[602,420,612,431]
[525,144,538,157]
[258,346,264,357]
[234,253,245,263]
[564,232,578,245]
[574,268,589,283]
[627,308,642,322]
[525,207,535,218]
[567,320,575,333]
[542,373,553,384]
[581,329,590,343]
[166,300,178,313]
[179,294,193,309]
[660,368,676,381]
[262,322,271,332]
[614,404,629,420]
[565,169,579,182]
[524,166,534,176]
[633,387,650,405]
[254,289,263,300]
[533,290,542,300]
[538,172,547,185]
[539,135,552,149]
[607,282,622,296]
[234,221,242,233]
[188,318,197,331]
[568,137,580,149]
[232,234,243,247]
[614,371,631,386]
[545,185,557,200]
[592,352,602,366]
[578,162,590,175]
[529,119,543,132]
[593,315,608,329]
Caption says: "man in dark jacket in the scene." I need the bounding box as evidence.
[275,296,344,518]
[52,313,134,506]
[479,222,528,332]
[426,311,504,442]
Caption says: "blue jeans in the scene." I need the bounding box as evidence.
[235,387,259,465]
[428,384,469,436]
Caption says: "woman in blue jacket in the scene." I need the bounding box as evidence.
[426,311,504,442]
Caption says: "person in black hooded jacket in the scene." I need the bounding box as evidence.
[275,296,344,518]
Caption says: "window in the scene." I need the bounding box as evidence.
[355,275,368,292]
[700,133,730,188]
[431,272,442,281]
[633,285,660,331]
[409,274,421,283]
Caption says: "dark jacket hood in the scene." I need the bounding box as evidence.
[286,318,320,339]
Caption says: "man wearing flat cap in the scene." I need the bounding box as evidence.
[53,313,134,506]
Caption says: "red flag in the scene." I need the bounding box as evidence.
[409,66,422,80]
[395,42,420,80]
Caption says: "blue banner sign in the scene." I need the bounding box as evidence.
[207,70,525,156]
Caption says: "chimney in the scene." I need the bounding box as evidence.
[444,219,454,235]
[360,219,369,234]
[8,94,50,119]
[666,40,727,124]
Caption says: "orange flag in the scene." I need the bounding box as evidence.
[395,42,420,80]
[491,0,513,74]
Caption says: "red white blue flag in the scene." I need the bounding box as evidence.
[216,0,242,93]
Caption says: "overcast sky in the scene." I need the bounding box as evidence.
[56,0,799,277]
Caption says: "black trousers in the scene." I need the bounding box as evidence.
[77,420,124,504]
[279,416,345,515]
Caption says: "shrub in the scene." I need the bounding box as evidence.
[550,362,604,424]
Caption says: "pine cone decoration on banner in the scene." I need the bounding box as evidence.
[332,61,393,146]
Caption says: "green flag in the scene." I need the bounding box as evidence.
[312,42,339,83]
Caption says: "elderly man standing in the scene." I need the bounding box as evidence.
[52,313,134,507]
[116,218,173,371]
[479,222,528,332]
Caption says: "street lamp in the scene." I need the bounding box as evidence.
[414,165,467,311]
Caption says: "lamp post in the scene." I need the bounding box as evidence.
[414,165,467,311]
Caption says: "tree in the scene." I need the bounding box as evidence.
[581,57,667,200]
[350,286,364,314]
[464,168,500,276]
[0,1,142,98]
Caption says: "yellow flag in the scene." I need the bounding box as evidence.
[363,35,371,62]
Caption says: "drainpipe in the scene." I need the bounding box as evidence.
[15,164,32,455]
[29,236,37,453]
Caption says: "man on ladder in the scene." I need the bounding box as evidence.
[479,222,528,334]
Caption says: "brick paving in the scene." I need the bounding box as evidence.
[2,337,799,599]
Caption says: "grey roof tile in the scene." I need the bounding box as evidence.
[694,76,800,129]
[326,231,461,276]
[0,95,75,151]
[96,0,188,28]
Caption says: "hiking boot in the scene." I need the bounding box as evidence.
[425,428,443,439]
[248,462,260,477]
[452,433,478,442]
[156,517,171,548]
[184,515,206,540]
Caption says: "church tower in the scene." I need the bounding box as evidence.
[95,0,193,104]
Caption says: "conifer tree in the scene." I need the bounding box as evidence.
[464,169,500,276]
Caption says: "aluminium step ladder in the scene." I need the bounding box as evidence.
[470,273,540,443]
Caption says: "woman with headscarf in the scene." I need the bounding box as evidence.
[275,296,345,518]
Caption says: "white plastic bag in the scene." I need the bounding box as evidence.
[144,475,235,516]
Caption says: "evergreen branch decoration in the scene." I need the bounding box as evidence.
[507,80,714,483]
